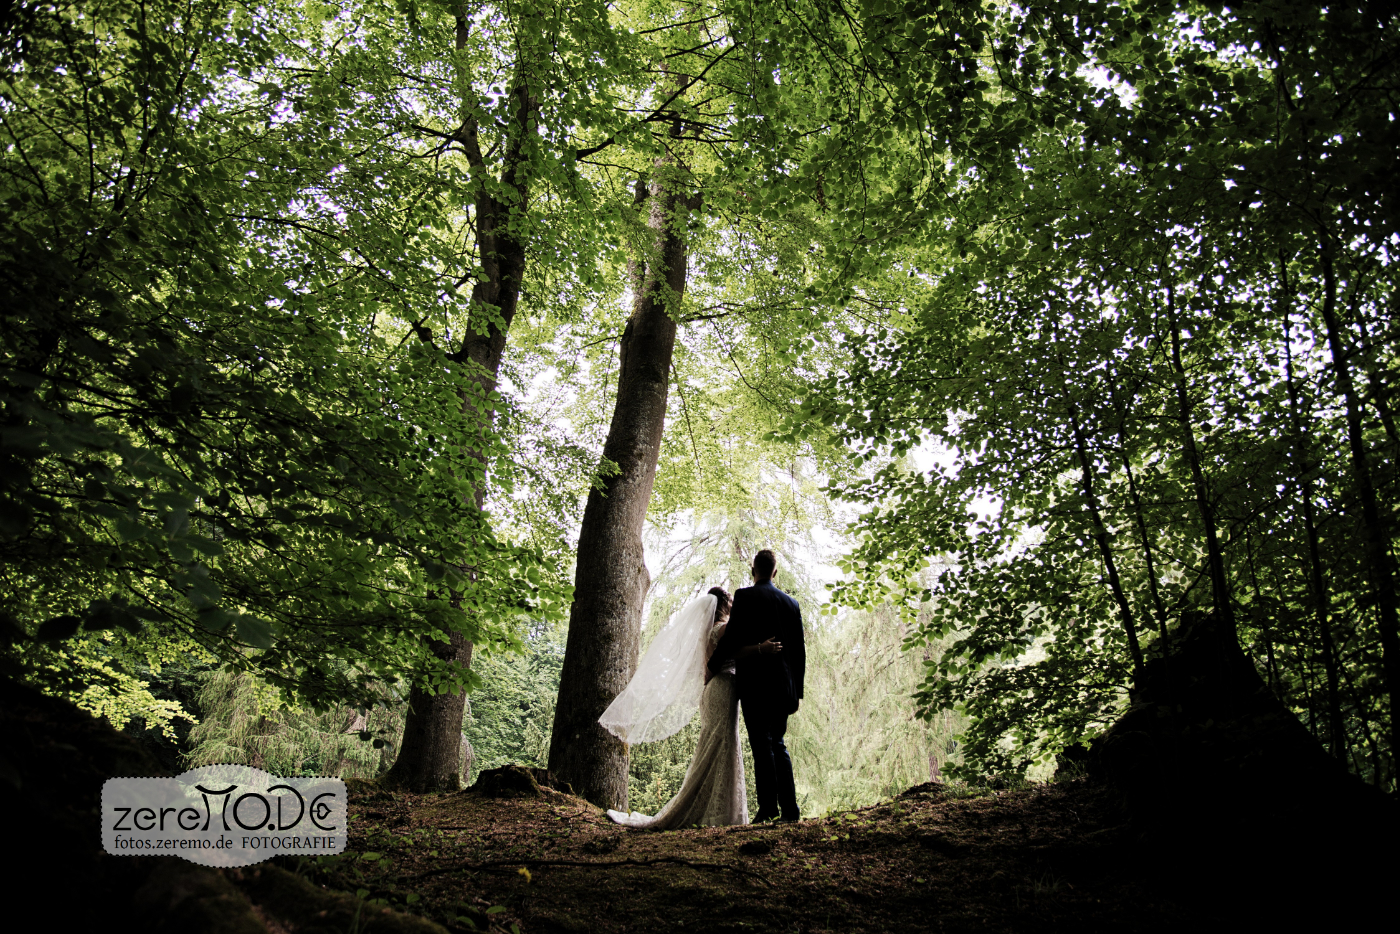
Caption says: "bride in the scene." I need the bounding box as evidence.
[599,587,758,829]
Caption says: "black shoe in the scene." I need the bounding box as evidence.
[778,813,800,823]
[752,810,779,823]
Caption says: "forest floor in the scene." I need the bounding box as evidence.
[283,776,1205,934]
[11,669,1378,934]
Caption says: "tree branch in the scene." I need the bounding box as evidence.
[574,45,736,159]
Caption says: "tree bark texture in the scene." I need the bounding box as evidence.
[387,636,476,791]
[384,21,534,792]
[548,172,696,809]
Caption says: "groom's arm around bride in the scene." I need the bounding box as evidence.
[708,549,805,822]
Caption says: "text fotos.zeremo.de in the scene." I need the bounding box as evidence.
[103,763,346,867]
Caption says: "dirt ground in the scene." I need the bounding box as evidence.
[285,777,1203,934]
[11,671,1379,934]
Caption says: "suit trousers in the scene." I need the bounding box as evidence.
[741,701,798,819]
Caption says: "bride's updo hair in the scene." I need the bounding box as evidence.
[707,586,732,621]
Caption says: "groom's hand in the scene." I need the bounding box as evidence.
[759,639,782,655]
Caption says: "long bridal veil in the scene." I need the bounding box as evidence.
[598,593,717,744]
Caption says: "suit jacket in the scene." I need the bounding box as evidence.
[708,580,805,714]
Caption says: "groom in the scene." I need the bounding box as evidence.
[709,549,805,822]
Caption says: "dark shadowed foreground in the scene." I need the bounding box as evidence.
[8,666,1395,934]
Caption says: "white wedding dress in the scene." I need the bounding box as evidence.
[605,620,748,829]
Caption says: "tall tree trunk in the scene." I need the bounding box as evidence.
[384,19,535,792]
[1315,244,1400,767]
[1165,280,1236,632]
[548,160,698,808]
[1279,278,1346,760]
[1067,402,1143,677]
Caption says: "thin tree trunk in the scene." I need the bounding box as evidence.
[1338,651,1383,786]
[1164,280,1235,632]
[1109,375,1170,645]
[384,19,535,792]
[1315,245,1400,768]
[1243,528,1279,696]
[1067,402,1143,676]
[1349,291,1400,449]
[1121,447,1170,643]
[1302,653,1317,740]
[548,155,698,808]
[1279,279,1346,760]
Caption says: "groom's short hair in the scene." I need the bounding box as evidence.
[752,549,777,581]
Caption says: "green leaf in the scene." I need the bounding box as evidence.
[236,614,275,649]
[196,608,234,633]
[182,567,223,608]
[188,535,224,557]
[116,517,146,542]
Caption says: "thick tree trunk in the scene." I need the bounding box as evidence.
[384,21,534,792]
[1315,246,1400,765]
[387,636,475,790]
[548,170,696,809]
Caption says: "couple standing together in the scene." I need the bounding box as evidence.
[601,549,805,827]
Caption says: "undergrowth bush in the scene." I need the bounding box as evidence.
[186,670,404,778]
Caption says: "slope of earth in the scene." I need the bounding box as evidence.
[291,777,1198,934]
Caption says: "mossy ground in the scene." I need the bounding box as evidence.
[286,778,1199,933]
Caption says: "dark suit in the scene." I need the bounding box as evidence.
[708,579,805,819]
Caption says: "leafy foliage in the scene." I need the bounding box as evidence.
[7,0,1392,803]
[186,669,404,778]
[0,0,564,715]
[461,626,564,785]
[794,1,1400,785]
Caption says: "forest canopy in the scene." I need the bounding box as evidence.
[1,0,1396,799]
